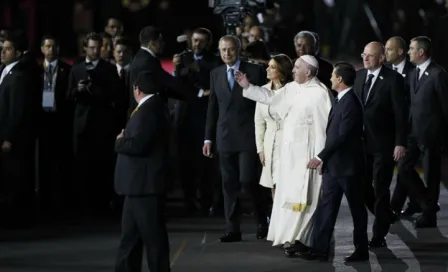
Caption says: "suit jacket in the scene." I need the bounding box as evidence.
[17,51,44,130]
[354,66,408,153]
[205,60,267,153]
[317,57,334,91]
[409,61,448,147]
[387,60,415,107]
[318,89,364,177]
[0,64,34,148]
[67,59,121,150]
[114,95,170,196]
[128,49,197,115]
[174,53,222,146]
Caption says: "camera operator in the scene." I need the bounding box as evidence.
[67,32,122,218]
[172,28,223,215]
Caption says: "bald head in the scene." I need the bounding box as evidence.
[362,41,385,71]
[385,36,407,65]
[248,26,264,43]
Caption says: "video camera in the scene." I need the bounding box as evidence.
[209,0,267,34]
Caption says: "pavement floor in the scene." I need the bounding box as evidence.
[1,178,447,272]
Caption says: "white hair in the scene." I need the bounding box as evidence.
[293,31,317,52]
[219,35,242,52]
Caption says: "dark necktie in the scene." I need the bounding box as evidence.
[362,74,374,104]
[119,68,125,80]
[393,67,398,72]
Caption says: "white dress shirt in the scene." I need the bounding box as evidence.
[137,94,154,107]
[416,58,431,80]
[392,59,406,75]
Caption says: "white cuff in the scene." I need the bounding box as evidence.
[197,89,204,98]
[204,140,212,144]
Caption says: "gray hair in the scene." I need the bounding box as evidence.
[293,31,317,52]
[219,35,242,51]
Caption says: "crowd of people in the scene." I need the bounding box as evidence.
[1,14,447,272]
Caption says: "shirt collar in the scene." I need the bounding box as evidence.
[116,63,129,71]
[393,59,406,72]
[2,61,20,75]
[417,58,431,72]
[367,66,382,78]
[337,87,352,100]
[137,94,154,107]
[85,58,99,68]
[194,54,203,60]
[141,47,157,58]
[226,59,241,72]
[45,59,58,69]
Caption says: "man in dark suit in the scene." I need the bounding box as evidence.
[67,32,122,216]
[114,71,170,272]
[0,32,36,227]
[38,35,73,216]
[293,30,333,91]
[354,42,408,247]
[128,26,199,115]
[203,35,268,242]
[301,62,368,262]
[398,36,448,228]
[385,36,421,217]
[172,28,223,215]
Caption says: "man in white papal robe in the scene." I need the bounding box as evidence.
[235,55,333,250]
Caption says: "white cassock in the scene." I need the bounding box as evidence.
[243,77,332,246]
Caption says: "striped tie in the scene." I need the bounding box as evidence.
[130,106,139,118]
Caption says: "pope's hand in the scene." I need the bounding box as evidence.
[234,71,250,89]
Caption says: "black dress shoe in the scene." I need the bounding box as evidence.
[344,250,369,262]
[256,224,268,240]
[401,206,421,217]
[414,214,437,228]
[284,241,310,257]
[369,237,387,248]
[297,250,328,261]
[219,232,242,243]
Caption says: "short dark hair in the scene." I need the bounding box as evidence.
[245,41,270,61]
[41,35,59,47]
[411,36,431,56]
[139,26,162,46]
[2,30,26,52]
[134,70,161,94]
[83,32,103,47]
[334,62,356,87]
[192,27,213,44]
[114,38,131,48]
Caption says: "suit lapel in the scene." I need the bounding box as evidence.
[354,70,366,100]
[415,62,433,92]
[365,68,385,106]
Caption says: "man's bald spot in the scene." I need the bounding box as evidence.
[388,36,407,50]
[366,41,385,55]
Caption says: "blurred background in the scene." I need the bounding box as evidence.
[2,0,448,65]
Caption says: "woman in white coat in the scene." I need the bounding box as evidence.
[255,54,293,199]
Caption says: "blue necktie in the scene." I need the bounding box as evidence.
[228,68,235,90]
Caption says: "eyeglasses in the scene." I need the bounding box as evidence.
[361,53,377,59]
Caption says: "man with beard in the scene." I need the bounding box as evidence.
[172,28,223,215]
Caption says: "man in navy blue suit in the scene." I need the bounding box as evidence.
[298,62,369,262]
